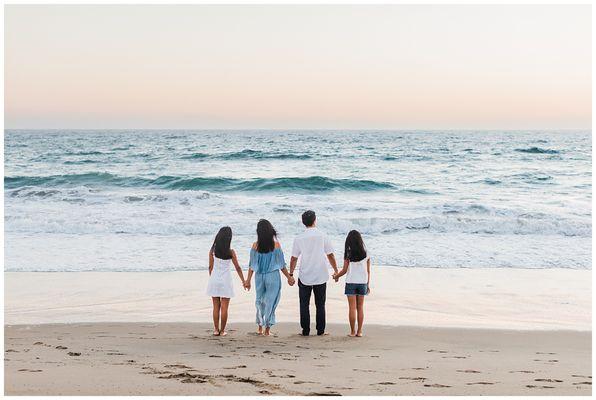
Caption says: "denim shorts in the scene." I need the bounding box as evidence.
[345,283,368,296]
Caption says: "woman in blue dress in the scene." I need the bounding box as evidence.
[244,219,295,336]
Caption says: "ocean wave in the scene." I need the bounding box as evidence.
[510,172,554,184]
[63,159,99,165]
[4,173,396,192]
[181,152,210,159]
[4,211,590,238]
[68,150,109,156]
[515,147,560,154]
[181,150,312,160]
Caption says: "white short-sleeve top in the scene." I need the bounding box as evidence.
[291,227,334,285]
[346,256,370,284]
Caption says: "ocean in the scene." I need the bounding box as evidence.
[4,130,591,272]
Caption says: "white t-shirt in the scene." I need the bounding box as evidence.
[291,227,334,285]
[346,256,370,284]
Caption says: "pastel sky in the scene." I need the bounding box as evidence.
[4,5,592,130]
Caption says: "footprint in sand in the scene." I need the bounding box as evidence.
[457,370,481,374]
[399,377,427,382]
[526,385,554,389]
[376,381,396,385]
[535,378,563,383]
[55,346,68,350]
[18,369,42,372]
[427,349,448,354]
[571,375,591,378]
[424,383,451,388]
[442,356,467,359]
[164,364,192,369]
[307,391,341,396]
[536,352,556,355]
[573,382,592,386]
[67,352,81,356]
[223,365,247,370]
[466,382,497,385]
[509,370,534,374]
[209,355,223,358]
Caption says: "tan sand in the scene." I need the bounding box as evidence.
[4,322,591,395]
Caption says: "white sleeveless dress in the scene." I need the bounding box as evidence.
[206,256,235,298]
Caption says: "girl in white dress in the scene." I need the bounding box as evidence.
[207,226,246,336]
[333,230,371,337]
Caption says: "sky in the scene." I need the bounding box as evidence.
[4,5,592,130]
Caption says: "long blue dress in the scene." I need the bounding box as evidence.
[249,247,286,328]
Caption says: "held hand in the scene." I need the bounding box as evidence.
[287,276,296,286]
[244,281,251,291]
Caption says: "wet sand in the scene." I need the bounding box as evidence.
[4,322,591,395]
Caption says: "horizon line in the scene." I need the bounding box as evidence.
[4,127,592,132]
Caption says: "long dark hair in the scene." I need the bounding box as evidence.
[212,226,233,260]
[256,219,277,253]
[344,230,367,262]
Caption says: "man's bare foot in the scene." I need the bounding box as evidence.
[356,332,363,337]
[264,327,271,336]
[348,332,356,337]
[257,326,263,335]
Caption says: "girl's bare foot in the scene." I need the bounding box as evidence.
[264,327,271,336]
[213,330,220,336]
[220,331,228,336]
[257,326,263,335]
[356,332,363,337]
[348,332,356,337]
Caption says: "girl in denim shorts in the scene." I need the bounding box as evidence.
[333,230,371,337]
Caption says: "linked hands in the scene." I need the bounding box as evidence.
[243,279,251,291]
[332,271,340,282]
[287,276,295,286]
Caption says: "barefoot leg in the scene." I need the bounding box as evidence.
[347,296,357,336]
[356,295,365,336]
[212,297,221,335]
[220,298,230,335]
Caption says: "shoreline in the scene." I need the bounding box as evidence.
[5,267,591,330]
[4,322,591,395]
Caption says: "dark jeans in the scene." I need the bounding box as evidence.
[298,279,327,335]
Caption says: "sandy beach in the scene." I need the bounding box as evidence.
[4,322,591,395]
[4,267,592,395]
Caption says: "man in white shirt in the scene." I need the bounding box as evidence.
[289,210,338,336]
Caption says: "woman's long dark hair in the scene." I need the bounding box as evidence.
[344,230,367,262]
[256,219,277,253]
[212,226,233,260]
